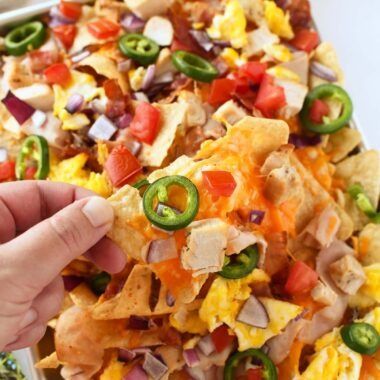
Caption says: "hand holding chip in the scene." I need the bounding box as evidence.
[0,181,126,351]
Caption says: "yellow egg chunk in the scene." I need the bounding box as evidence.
[170,308,208,334]
[207,0,248,49]
[264,0,294,39]
[100,358,124,380]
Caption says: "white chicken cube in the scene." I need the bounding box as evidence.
[178,91,207,128]
[329,255,366,295]
[144,16,174,46]
[13,84,54,112]
[278,52,309,85]
[213,100,247,126]
[244,24,279,57]
[124,0,172,20]
[311,281,338,306]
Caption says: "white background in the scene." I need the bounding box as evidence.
[311,0,380,149]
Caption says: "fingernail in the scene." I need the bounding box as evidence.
[82,197,114,228]
[19,308,38,330]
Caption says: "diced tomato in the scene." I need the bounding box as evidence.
[247,368,263,380]
[53,24,76,50]
[28,51,59,74]
[211,325,235,353]
[103,79,124,101]
[59,2,82,21]
[239,62,267,84]
[309,99,330,124]
[25,167,37,180]
[129,102,161,145]
[0,161,15,182]
[202,171,237,197]
[104,145,142,187]
[208,78,236,106]
[290,29,319,53]
[87,18,120,39]
[254,74,286,118]
[44,63,71,87]
[284,261,318,295]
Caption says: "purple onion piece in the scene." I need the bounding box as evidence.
[118,348,136,362]
[237,295,269,329]
[2,91,35,125]
[189,30,214,52]
[0,148,7,163]
[70,49,91,63]
[116,113,133,129]
[154,71,174,85]
[89,98,107,114]
[123,365,148,380]
[310,61,338,82]
[213,40,231,48]
[147,238,178,264]
[156,202,181,216]
[65,93,85,114]
[30,110,47,129]
[128,315,150,330]
[186,366,205,380]
[133,92,150,102]
[50,6,75,24]
[123,138,142,156]
[118,59,132,72]
[249,210,265,225]
[183,349,200,368]
[121,13,145,32]
[142,65,156,90]
[166,291,175,307]
[62,275,83,292]
[142,353,168,380]
[288,133,322,148]
[197,335,215,356]
[88,115,117,141]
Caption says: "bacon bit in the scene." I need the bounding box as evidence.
[287,0,312,28]
[264,231,290,276]
[149,273,161,312]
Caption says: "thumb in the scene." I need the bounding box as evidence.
[1,196,114,292]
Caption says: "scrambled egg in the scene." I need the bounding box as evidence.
[129,67,146,91]
[207,0,248,49]
[49,153,112,198]
[349,264,380,309]
[170,302,209,335]
[221,48,247,68]
[263,43,292,62]
[100,358,124,380]
[199,269,303,350]
[264,0,294,39]
[298,307,380,380]
[53,70,103,131]
[267,66,301,82]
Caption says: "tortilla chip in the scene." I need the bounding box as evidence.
[335,150,380,230]
[139,102,187,167]
[78,53,128,93]
[91,265,178,319]
[69,283,98,307]
[35,352,60,369]
[359,223,380,266]
[324,127,362,163]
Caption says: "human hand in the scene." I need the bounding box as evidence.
[0,181,126,351]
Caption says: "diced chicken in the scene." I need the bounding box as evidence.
[144,16,174,46]
[155,48,177,78]
[300,206,341,249]
[238,0,265,25]
[203,118,226,140]
[23,112,71,148]
[264,165,303,205]
[1,57,39,92]
[13,84,54,112]
[277,52,309,85]
[311,281,338,306]
[244,24,279,57]
[329,255,366,295]
[178,91,207,128]
[260,145,293,175]
[181,219,229,276]
[124,0,172,20]
[213,100,247,126]
[274,78,308,119]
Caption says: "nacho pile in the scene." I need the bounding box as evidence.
[0,0,380,379]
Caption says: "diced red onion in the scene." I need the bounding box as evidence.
[156,203,181,216]
[117,113,133,129]
[310,61,338,82]
[2,91,35,125]
[189,30,214,52]
[133,348,153,355]
[0,148,8,163]
[147,238,178,264]
[128,315,150,330]
[289,133,322,148]
[133,92,150,102]
[118,348,136,362]
[123,138,142,156]
[183,349,200,368]
[197,335,215,356]
[166,291,175,307]
[30,110,47,129]
[237,295,269,329]
[70,49,91,63]
[123,365,148,380]
[49,18,69,28]
[142,353,168,380]
[213,40,231,48]
[142,65,156,90]
[212,58,229,77]
[65,93,85,114]
[88,115,117,141]
[186,367,205,380]
[154,71,174,85]
[249,210,265,225]
[89,98,107,114]
[118,59,132,72]
[62,275,83,292]
[121,13,145,32]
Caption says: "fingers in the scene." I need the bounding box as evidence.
[1,196,115,292]
[3,324,46,352]
[0,181,94,243]
[85,237,126,274]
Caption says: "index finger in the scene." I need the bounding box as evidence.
[0,181,94,243]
